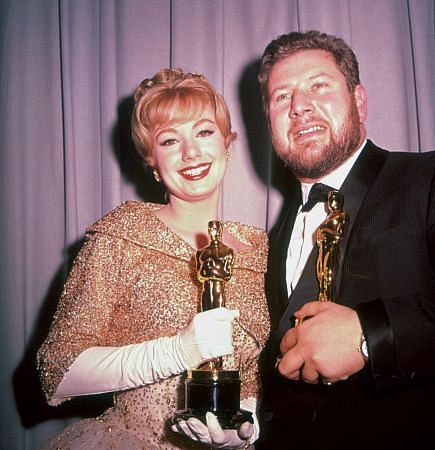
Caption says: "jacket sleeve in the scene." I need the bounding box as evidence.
[355,165,435,388]
[37,232,128,404]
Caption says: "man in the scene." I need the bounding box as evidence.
[257,30,435,449]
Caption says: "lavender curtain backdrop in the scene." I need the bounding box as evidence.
[0,0,433,448]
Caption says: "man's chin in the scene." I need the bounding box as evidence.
[291,145,329,167]
[297,138,330,155]
[284,145,337,179]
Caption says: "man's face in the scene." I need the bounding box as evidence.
[267,49,367,181]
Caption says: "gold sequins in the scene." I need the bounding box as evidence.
[37,201,269,449]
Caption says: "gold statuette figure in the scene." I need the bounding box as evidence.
[174,220,252,428]
[316,190,349,302]
[196,220,234,311]
[294,190,349,327]
[195,220,235,370]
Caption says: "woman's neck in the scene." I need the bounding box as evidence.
[155,196,220,250]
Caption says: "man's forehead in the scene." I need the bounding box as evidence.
[268,50,341,89]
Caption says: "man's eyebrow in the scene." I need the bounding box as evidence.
[269,72,334,97]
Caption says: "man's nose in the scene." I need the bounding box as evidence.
[289,90,313,118]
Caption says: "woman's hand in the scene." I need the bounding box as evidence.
[172,412,253,448]
[179,307,239,369]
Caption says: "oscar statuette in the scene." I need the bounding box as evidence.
[173,221,252,428]
[295,190,349,325]
[316,190,349,302]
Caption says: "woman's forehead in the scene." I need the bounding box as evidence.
[154,100,215,126]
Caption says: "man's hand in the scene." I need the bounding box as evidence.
[172,412,253,448]
[277,301,366,384]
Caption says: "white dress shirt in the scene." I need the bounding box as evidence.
[286,141,366,297]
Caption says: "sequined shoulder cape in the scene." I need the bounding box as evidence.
[37,201,270,449]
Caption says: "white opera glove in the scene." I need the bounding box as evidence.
[53,307,239,401]
[172,397,259,448]
[178,307,239,368]
[239,397,260,444]
[172,412,254,448]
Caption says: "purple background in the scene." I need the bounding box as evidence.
[0,1,434,448]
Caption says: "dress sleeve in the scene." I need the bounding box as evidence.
[37,232,127,405]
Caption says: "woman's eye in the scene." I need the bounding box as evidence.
[197,129,214,138]
[160,138,178,146]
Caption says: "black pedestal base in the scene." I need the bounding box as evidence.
[172,369,253,429]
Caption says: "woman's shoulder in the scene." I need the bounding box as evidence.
[224,220,268,243]
[87,201,163,239]
[82,201,193,260]
[223,221,268,272]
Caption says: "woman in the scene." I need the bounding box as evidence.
[37,69,270,449]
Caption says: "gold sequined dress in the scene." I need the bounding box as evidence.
[37,201,270,449]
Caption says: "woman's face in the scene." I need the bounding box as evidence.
[152,107,228,203]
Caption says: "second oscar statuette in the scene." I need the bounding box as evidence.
[316,190,349,302]
[295,190,349,327]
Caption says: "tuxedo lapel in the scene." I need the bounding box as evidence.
[337,141,388,294]
[277,247,318,339]
[267,182,301,331]
[271,192,301,299]
[276,141,388,339]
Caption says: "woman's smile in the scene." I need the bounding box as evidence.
[178,162,212,180]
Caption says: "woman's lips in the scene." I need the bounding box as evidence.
[178,163,212,180]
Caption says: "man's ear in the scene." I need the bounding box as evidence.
[354,84,368,123]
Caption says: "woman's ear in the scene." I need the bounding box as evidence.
[225,131,237,149]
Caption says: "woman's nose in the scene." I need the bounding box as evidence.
[181,139,202,161]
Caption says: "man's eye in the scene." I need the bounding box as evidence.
[197,129,214,137]
[313,82,328,90]
[276,92,291,102]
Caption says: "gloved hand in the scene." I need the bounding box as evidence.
[172,411,254,449]
[52,307,239,402]
[178,307,240,369]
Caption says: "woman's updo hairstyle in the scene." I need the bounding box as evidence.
[131,68,236,167]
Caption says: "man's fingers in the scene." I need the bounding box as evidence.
[280,328,297,353]
[300,364,320,384]
[277,350,305,379]
[295,300,334,318]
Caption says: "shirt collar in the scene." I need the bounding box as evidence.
[301,139,367,204]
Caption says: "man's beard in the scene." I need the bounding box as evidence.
[272,101,362,180]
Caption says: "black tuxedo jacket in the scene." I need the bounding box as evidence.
[259,141,435,449]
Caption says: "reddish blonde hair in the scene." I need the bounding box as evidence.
[131,69,236,167]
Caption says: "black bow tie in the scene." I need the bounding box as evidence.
[301,183,334,212]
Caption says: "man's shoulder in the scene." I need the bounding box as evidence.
[384,149,435,172]
[367,140,435,161]
[364,141,435,175]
